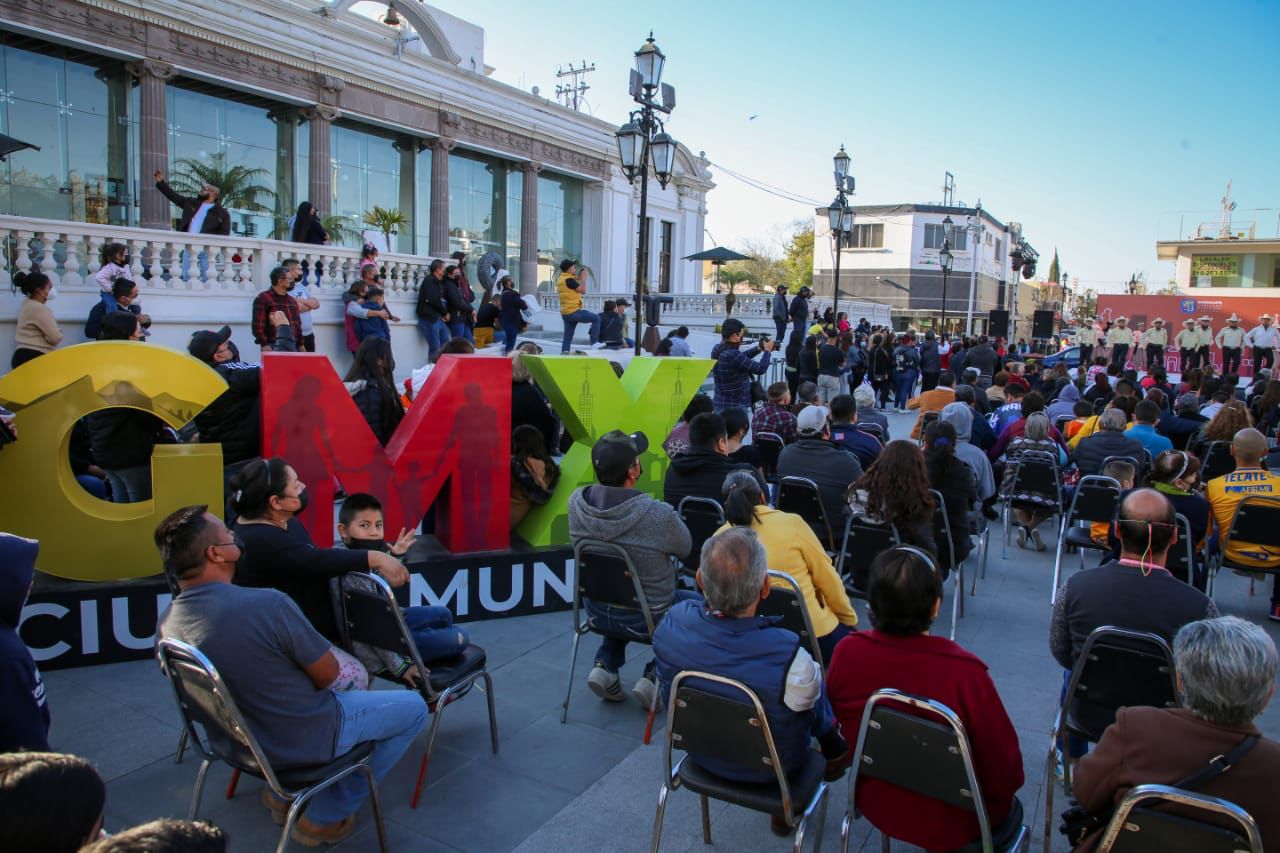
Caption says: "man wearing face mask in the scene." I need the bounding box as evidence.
[154,170,231,282]
[251,266,303,349]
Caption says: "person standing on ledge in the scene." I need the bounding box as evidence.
[1216,314,1247,376]
[1143,317,1167,373]
[152,170,230,236]
[1107,316,1133,369]
[556,259,600,353]
[1247,313,1279,373]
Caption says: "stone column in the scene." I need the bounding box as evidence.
[519,161,541,295]
[127,60,176,230]
[302,105,338,218]
[428,137,454,256]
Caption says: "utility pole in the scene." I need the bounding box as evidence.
[1008,221,1023,341]
[555,61,596,111]
[965,200,985,335]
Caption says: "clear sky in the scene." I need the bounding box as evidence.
[429,0,1280,293]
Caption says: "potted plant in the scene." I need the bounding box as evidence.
[362,205,408,251]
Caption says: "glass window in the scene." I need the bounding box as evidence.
[924,222,967,251]
[448,149,521,274]
[659,221,673,293]
[330,121,407,250]
[844,223,883,249]
[536,171,583,291]
[414,145,431,252]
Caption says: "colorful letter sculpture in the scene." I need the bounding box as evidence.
[261,353,511,552]
[0,342,226,581]
[516,355,713,545]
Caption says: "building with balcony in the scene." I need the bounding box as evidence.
[811,203,1027,336]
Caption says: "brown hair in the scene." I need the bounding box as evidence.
[1201,400,1253,443]
[850,440,935,526]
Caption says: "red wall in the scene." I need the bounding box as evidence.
[1096,294,1274,377]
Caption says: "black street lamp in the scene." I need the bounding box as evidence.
[615,32,677,356]
[828,145,855,321]
[939,214,955,335]
[1060,270,1069,333]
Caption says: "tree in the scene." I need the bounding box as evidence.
[322,215,359,247]
[362,205,409,251]
[1075,288,1098,321]
[717,268,753,294]
[171,152,273,213]
[1046,249,1060,288]
[781,220,814,291]
[737,237,784,293]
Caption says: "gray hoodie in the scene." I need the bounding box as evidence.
[940,402,996,500]
[568,485,691,612]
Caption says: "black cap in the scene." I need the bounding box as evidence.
[188,325,232,363]
[559,258,577,272]
[591,430,649,483]
[450,250,467,261]
[614,298,630,307]
[721,318,746,339]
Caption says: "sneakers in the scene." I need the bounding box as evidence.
[1016,526,1028,550]
[290,814,356,847]
[587,666,625,702]
[632,675,662,711]
[1031,528,1046,552]
[1270,604,1280,623]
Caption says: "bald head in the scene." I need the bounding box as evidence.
[1232,428,1268,465]
[1116,488,1176,559]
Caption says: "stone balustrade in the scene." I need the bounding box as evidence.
[535,291,889,328]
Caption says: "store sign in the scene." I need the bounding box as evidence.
[1192,256,1239,277]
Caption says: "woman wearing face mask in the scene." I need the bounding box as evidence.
[94,242,135,312]
[229,458,411,690]
[11,271,63,368]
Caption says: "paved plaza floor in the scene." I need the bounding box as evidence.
[42,408,1280,852]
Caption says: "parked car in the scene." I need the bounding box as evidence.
[1040,345,1081,369]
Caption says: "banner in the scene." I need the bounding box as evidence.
[1096,294,1273,376]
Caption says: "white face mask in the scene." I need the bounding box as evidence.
[45,287,58,301]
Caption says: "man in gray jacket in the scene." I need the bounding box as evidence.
[568,430,695,711]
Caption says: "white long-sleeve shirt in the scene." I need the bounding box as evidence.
[94,261,134,293]
[1216,325,1247,349]
[1246,324,1280,349]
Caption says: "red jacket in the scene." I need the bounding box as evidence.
[827,631,1024,850]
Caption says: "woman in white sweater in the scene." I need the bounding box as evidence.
[12,270,63,368]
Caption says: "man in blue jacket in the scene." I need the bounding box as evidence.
[0,533,51,752]
[709,319,775,413]
[771,285,789,341]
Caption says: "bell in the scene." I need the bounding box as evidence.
[383,3,401,27]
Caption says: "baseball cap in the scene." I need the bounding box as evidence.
[559,258,578,272]
[614,298,630,307]
[189,325,233,363]
[796,405,830,435]
[591,430,649,483]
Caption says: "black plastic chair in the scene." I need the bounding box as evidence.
[1100,451,1150,486]
[840,688,1029,853]
[651,671,830,853]
[338,573,497,808]
[1213,496,1280,598]
[836,514,900,597]
[758,570,825,667]
[1200,440,1235,481]
[564,538,661,743]
[1164,513,1198,588]
[999,450,1063,560]
[777,475,837,552]
[755,431,784,483]
[917,410,940,445]
[1053,414,1075,437]
[1051,475,1122,604]
[1096,783,1263,853]
[1042,626,1178,853]
[677,496,725,575]
[1093,397,1108,415]
[855,422,885,441]
[929,489,966,640]
[157,638,388,853]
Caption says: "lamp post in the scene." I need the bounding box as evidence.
[939,214,954,336]
[615,33,677,356]
[828,145,855,322]
[1060,270,1069,333]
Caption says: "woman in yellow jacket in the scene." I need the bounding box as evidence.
[717,469,857,663]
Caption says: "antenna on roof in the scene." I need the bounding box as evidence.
[555,61,596,111]
[1218,179,1236,239]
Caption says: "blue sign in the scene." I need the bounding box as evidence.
[1180,299,1197,314]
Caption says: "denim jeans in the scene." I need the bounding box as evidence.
[417,318,451,360]
[76,474,108,500]
[105,465,152,503]
[180,249,210,282]
[402,605,469,663]
[560,309,600,353]
[502,325,519,354]
[894,369,918,409]
[98,291,119,313]
[447,320,473,343]
[303,689,428,824]
[588,589,701,679]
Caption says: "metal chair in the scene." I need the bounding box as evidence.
[1093,397,1108,415]
[1100,451,1150,486]
[1199,440,1235,481]
[755,430,784,483]
[564,538,661,743]
[1051,475,1122,604]
[1213,496,1280,598]
[917,410,940,445]
[999,450,1063,560]
[855,422,885,441]
[929,489,966,641]
[1053,414,1075,437]
[840,689,1029,853]
[836,514,900,596]
[156,638,388,853]
[1164,513,1198,588]
[1095,783,1264,853]
[777,475,837,552]
[338,573,498,808]
[651,671,830,853]
[758,570,825,667]
[1042,627,1178,853]
[677,496,726,575]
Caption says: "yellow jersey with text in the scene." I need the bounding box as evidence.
[1206,468,1280,567]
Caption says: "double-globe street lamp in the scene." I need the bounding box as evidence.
[939,214,955,336]
[615,33,677,356]
[826,146,855,322]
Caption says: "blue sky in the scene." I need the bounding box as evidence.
[431,0,1280,293]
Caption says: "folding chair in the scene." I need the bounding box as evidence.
[999,450,1063,560]
[338,574,498,808]
[855,422,884,442]
[1053,414,1074,437]
[1164,513,1198,588]
[777,475,837,552]
[840,689,1029,853]
[929,489,965,641]
[917,410,940,445]
[1213,496,1280,599]
[1093,397,1108,415]
[563,538,661,744]
[1096,783,1263,853]
[755,431,784,484]
[758,570,825,667]
[1200,440,1235,481]
[836,514,900,597]
[1101,452,1148,486]
[676,496,725,575]
[1051,475,1122,604]
[651,671,830,853]
[1042,627,1178,853]
[157,638,388,853]
[968,508,992,596]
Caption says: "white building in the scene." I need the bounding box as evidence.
[812,203,1026,336]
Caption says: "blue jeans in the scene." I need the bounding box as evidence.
[76,474,108,500]
[588,589,701,678]
[417,318,450,360]
[303,689,428,824]
[98,291,119,313]
[402,605,469,663]
[894,369,918,409]
[561,309,600,353]
[180,249,210,282]
[105,465,152,503]
[447,320,473,343]
[502,325,519,353]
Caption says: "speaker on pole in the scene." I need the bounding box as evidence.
[988,310,1009,339]
[1032,310,1055,339]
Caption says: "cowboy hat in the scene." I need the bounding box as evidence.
[1227,313,1240,323]
[1260,313,1274,321]
[1183,318,1195,325]
[1116,316,1128,322]
[1198,315,1212,322]
[1152,317,1164,324]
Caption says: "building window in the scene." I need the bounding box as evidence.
[924,223,968,251]
[448,149,521,273]
[994,238,1002,268]
[844,223,883,249]
[330,121,413,251]
[659,221,674,293]
[536,172,583,292]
